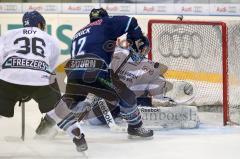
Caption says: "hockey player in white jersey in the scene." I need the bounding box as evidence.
[0,11,61,126]
[111,46,168,98]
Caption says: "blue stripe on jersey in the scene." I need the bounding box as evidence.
[125,17,132,32]
[134,26,139,30]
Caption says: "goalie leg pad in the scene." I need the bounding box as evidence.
[139,105,200,129]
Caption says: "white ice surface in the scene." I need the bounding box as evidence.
[1,100,240,159]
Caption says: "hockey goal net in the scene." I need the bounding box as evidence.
[148,19,240,126]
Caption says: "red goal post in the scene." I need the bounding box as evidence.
[147,19,237,126]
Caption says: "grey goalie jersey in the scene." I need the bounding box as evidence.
[0,27,60,86]
[111,47,167,97]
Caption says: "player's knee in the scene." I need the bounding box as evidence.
[62,94,85,109]
[137,96,152,106]
[38,97,61,113]
[119,90,136,106]
[119,98,136,109]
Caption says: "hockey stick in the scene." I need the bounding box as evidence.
[96,97,127,132]
[18,100,25,141]
[21,102,25,141]
[19,96,32,141]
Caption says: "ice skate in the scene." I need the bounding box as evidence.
[35,115,58,139]
[128,125,154,139]
[73,133,88,152]
[70,126,88,153]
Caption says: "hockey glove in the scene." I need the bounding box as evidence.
[130,36,150,55]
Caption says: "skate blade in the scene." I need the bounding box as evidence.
[79,150,89,159]
[128,135,154,140]
[34,129,58,140]
[76,146,88,152]
[34,133,57,140]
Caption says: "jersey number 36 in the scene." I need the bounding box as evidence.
[14,37,46,58]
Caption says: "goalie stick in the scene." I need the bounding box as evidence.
[115,47,134,74]
[96,97,127,132]
[99,48,136,132]
[57,94,126,133]
[58,48,134,130]
[76,48,134,131]
[59,47,140,132]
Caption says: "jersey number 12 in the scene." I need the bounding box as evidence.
[71,37,86,58]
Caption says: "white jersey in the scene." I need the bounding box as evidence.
[111,47,167,97]
[0,27,60,86]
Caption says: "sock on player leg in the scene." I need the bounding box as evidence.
[119,100,142,127]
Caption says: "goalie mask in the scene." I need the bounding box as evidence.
[130,49,146,63]
[22,11,46,31]
[89,8,109,23]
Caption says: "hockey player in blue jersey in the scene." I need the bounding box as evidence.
[36,8,153,152]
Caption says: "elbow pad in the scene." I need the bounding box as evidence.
[126,17,143,40]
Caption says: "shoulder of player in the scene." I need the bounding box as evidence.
[103,15,126,24]
[104,15,130,20]
[38,29,59,47]
[139,59,156,69]
[2,28,23,37]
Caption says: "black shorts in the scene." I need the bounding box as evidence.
[63,54,136,110]
[64,74,136,111]
[0,79,61,117]
[64,77,118,108]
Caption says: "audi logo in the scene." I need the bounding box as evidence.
[156,30,203,59]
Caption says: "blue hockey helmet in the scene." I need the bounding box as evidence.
[22,11,46,30]
[89,8,109,23]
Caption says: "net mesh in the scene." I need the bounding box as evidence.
[149,20,240,125]
[227,22,240,124]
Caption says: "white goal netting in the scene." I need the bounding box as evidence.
[148,20,240,125]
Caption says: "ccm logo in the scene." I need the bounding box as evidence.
[157,31,203,59]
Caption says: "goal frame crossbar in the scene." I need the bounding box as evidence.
[147,19,229,125]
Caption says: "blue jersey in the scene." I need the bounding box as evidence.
[71,16,143,65]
